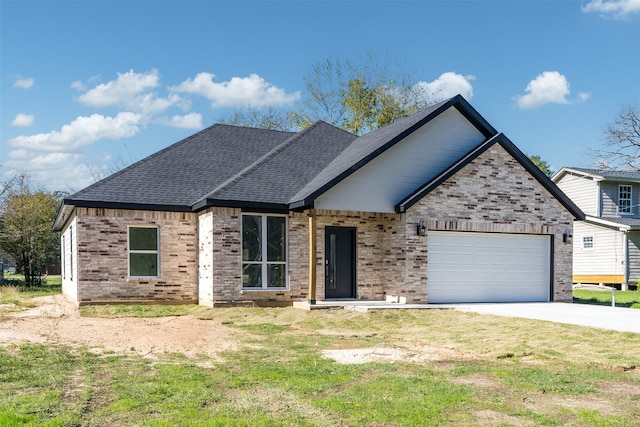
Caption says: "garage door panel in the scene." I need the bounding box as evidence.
[427,231,551,303]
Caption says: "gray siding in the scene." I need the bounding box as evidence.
[600,181,639,217]
[555,172,598,216]
[628,232,640,287]
[573,221,625,276]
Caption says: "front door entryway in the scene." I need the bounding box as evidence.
[325,227,356,299]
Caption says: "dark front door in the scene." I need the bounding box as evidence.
[325,227,356,299]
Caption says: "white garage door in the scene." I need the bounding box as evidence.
[427,231,551,303]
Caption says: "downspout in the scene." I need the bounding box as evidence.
[308,210,317,304]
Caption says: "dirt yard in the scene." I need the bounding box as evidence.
[0,294,465,365]
[0,295,241,360]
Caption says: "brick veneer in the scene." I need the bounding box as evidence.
[74,208,198,304]
[405,144,574,302]
[68,144,574,305]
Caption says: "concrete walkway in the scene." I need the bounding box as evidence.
[448,302,640,334]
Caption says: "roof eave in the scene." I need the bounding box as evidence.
[192,198,289,213]
[395,133,586,221]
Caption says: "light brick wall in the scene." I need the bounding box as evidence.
[311,211,405,301]
[74,208,198,304]
[198,208,310,306]
[405,144,574,302]
[69,143,574,305]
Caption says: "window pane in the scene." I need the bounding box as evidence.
[243,264,262,287]
[130,253,158,276]
[267,264,286,288]
[267,216,286,262]
[130,228,158,250]
[242,215,262,261]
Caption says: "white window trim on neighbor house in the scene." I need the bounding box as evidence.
[618,185,632,215]
[241,213,288,290]
[582,235,594,250]
[128,226,160,278]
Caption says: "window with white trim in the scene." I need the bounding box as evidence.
[582,235,594,250]
[128,226,159,277]
[619,185,632,214]
[242,214,287,289]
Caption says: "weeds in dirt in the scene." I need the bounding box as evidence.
[2,303,640,426]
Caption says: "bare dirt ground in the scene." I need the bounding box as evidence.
[0,295,466,365]
[0,295,241,361]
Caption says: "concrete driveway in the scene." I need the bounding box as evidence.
[449,302,640,334]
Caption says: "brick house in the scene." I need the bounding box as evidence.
[53,95,584,306]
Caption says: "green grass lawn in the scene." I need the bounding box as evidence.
[573,288,640,309]
[1,294,640,426]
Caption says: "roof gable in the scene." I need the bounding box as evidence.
[289,95,497,208]
[193,121,356,209]
[397,133,585,220]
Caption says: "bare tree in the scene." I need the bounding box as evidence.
[594,103,640,170]
[218,107,298,131]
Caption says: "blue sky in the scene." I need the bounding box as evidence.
[2,0,639,192]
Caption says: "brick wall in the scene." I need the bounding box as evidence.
[75,208,198,304]
[311,211,405,301]
[70,143,574,305]
[405,144,574,302]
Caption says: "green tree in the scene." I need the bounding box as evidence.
[221,55,429,135]
[0,174,61,287]
[528,155,554,177]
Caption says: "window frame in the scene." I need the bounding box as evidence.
[241,213,288,290]
[128,226,160,278]
[582,235,594,251]
[618,184,632,215]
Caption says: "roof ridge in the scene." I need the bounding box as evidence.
[195,121,337,204]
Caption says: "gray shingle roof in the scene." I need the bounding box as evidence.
[195,121,357,207]
[565,167,640,181]
[66,124,297,208]
[600,217,640,227]
[65,121,356,211]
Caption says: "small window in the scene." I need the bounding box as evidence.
[582,235,594,250]
[242,214,287,289]
[619,185,632,214]
[129,227,159,277]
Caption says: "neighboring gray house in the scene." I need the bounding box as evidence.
[53,95,583,306]
[553,167,640,290]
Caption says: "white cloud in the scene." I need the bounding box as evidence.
[171,72,301,108]
[515,71,588,109]
[413,72,475,103]
[156,112,203,129]
[582,0,640,18]
[77,69,184,116]
[14,76,34,89]
[11,113,35,127]
[4,151,95,192]
[70,80,86,91]
[8,112,142,152]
